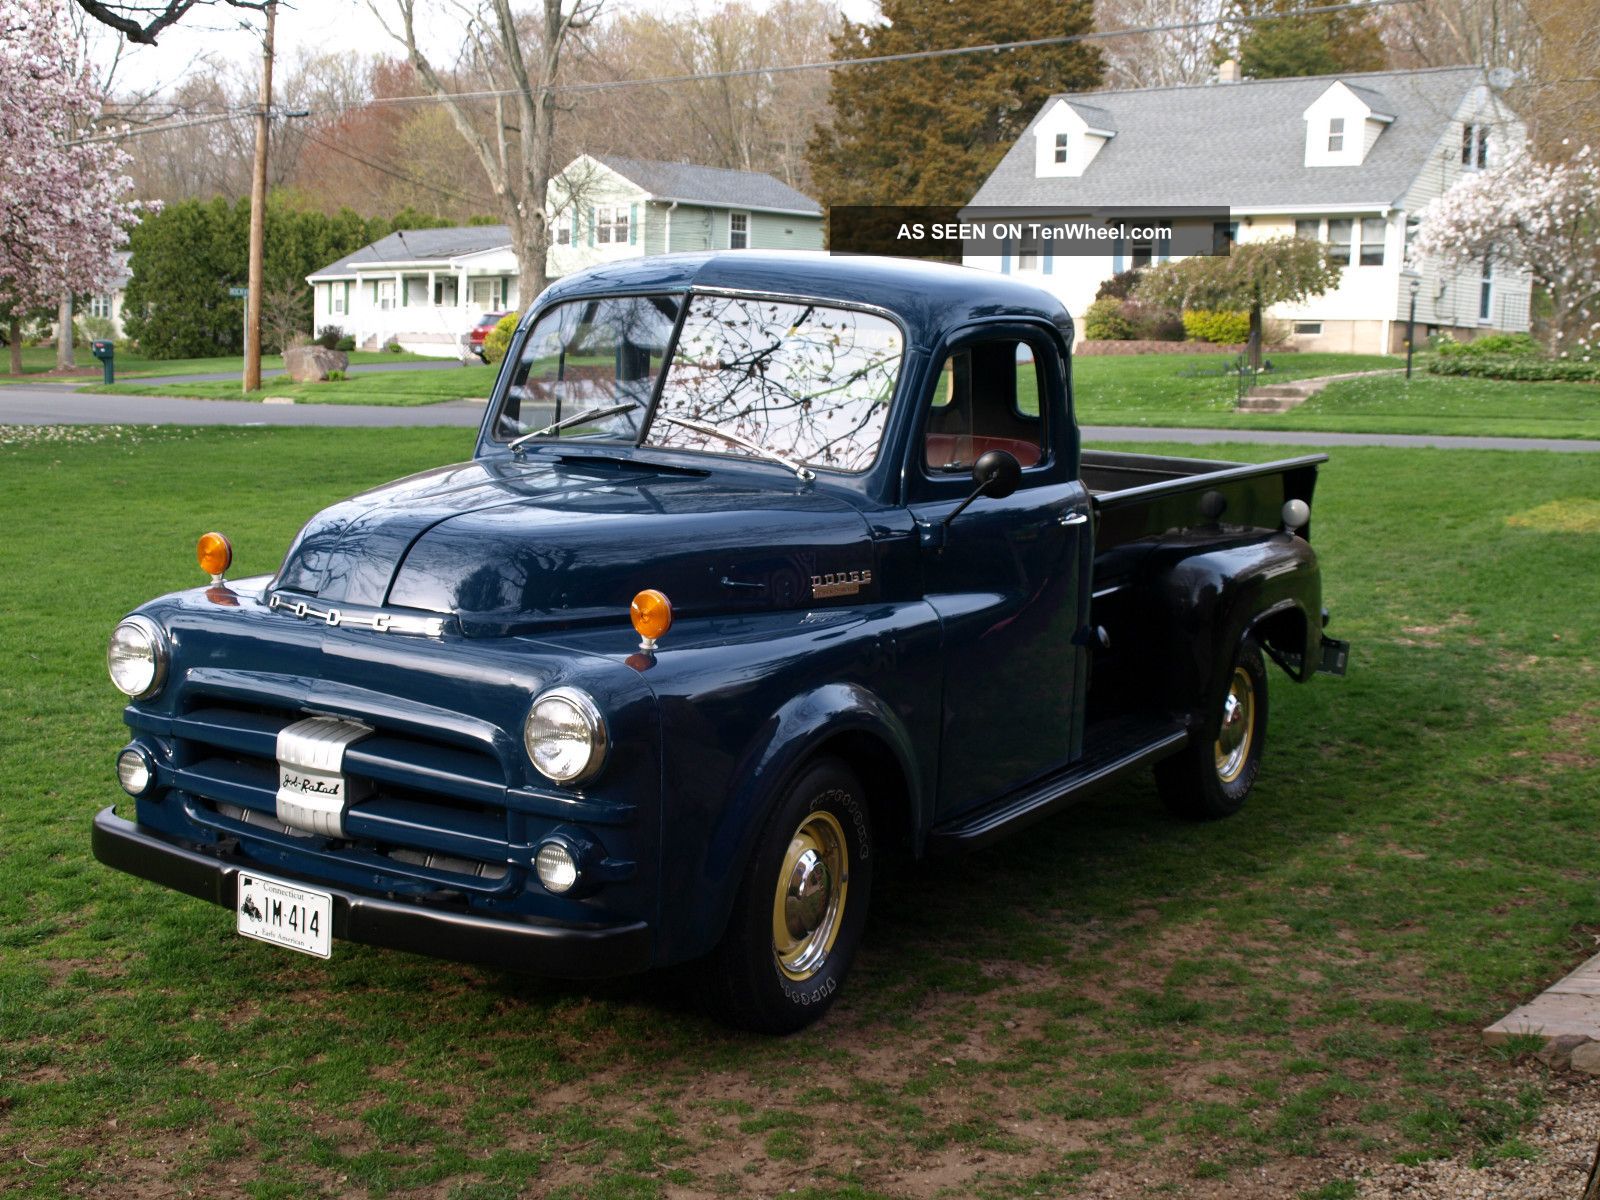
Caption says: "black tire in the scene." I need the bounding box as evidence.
[1155,637,1269,820]
[707,757,873,1034]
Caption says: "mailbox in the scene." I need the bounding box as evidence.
[90,340,114,384]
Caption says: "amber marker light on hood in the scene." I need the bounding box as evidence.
[197,531,233,583]
[630,589,672,652]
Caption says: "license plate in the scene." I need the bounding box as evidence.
[236,872,333,958]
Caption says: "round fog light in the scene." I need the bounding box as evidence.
[117,748,152,796]
[535,840,580,894]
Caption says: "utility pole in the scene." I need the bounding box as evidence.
[243,0,277,393]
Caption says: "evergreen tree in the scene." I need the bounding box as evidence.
[123,195,451,359]
[807,0,1103,207]
[1226,0,1387,79]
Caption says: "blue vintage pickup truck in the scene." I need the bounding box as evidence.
[95,252,1348,1032]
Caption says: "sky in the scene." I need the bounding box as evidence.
[102,0,881,97]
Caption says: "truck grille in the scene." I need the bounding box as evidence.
[167,700,518,892]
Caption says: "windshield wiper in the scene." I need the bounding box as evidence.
[655,413,816,481]
[508,402,636,452]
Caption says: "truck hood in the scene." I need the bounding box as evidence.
[272,456,878,635]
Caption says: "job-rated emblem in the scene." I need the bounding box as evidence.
[810,569,872,599]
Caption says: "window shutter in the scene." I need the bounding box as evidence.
[1112,239,1125,274]
[1157,232,1171,263]
[588,207,596,247]
[1043,248,1053,276]
[629,203,638,245]
[344,281,350,312]
[1001,237,1012,275]
[401,277,408,307]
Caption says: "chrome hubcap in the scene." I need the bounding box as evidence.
[772,810,849,981]
[1214,667,1255,784]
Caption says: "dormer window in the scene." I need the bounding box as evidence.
[1462,123,1489,169]
[1328,118,1345,152]
[1054,133,1069,164]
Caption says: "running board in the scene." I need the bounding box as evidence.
[928,718,1189,852]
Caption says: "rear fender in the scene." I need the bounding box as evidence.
[1139,532,1324,713]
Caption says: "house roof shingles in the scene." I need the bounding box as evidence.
[592,154,821,215]
[969,66,1484,211]
[311,226,513,277]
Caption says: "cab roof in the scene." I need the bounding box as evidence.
[532,251,1076,351]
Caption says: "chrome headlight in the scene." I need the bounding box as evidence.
[107,615,168,699]
[523,688,607,785]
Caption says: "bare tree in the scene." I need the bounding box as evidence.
[370,0,600,303]
[72,1,269,45]
[1094,0,1224,90]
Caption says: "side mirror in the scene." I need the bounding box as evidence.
[922,449,1024,550]
[971,449,1021,500]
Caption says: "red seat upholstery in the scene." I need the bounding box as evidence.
[924,433,1042,470]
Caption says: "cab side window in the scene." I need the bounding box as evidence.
[924,340,1046,473]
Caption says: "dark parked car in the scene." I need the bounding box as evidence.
[95,252,1348,1032]
[468,310,511,360]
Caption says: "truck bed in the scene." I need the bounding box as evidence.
[1083,448,1327,556]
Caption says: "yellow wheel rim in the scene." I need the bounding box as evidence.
[771,810,849,982]
[1214,666,1256,784]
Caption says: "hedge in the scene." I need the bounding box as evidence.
[1426,354,1600,382]
[1182,309,1251,345]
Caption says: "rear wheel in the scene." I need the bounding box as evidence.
[707,758,873,1034]
[1156,638,1268,820]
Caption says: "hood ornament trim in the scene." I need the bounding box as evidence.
[268,592,447,637]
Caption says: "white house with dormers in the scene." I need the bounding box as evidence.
[306,154,823,357]
[965,65,1531,354]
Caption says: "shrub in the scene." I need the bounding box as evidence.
[334,336,355,352]
[1083,298,1137,340]
[1095,268,1145,302]
[383,338,404,354]
[1433,331,1542,358]
[316,325,345,350]
[324,369,346,381]
[1182,309,1252,344]
[483,312,520,365]
[1426,354,1600,382]
[1121,298,1185,341]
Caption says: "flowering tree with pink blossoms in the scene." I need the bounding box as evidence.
[1414,147,1600,361]
[0,0,143,374]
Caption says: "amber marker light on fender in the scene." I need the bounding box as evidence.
[630,589,673,652]
[197,531,233,583]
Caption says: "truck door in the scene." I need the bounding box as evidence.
[908,332,1092,818]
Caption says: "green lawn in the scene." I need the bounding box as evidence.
[1072,351,1600,439]
[0,346,438,382]
[1,426,1597,1197]
[90,364,498,406]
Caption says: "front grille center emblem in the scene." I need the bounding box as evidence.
[274,716,373,837]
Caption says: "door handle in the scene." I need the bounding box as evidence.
[1058,511,1089,527]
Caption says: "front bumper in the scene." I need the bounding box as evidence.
[92,807,651,979]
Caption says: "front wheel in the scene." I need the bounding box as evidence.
[707,757,873,1034]
[1155,637,1269,820]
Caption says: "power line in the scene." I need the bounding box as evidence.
[91,0,1424,135]
[299,128,494,208]
[358,0,1423,107]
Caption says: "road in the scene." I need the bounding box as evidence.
[2,386,1597,451]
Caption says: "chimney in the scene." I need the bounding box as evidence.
[1218,58,1241,84]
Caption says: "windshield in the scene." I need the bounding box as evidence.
[493,295,680,443]
[644,295,902,474]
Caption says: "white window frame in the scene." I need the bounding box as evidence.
[1327,218,1353,267]
[89,294,113,319]
[595,205,629,245]
[1358,217,1386,267]
[1479,254,1493,323]
[1327,117,1345,153]
[553,212,572,246]
[332,287,344,315]
[1295,218,1321,242]
[1293,321,1323,336]
[1053,132,1069,164]
[469,277,501,309]
[377,279,395,311]
[1462,123,1489,170]
[728,211,750,250]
